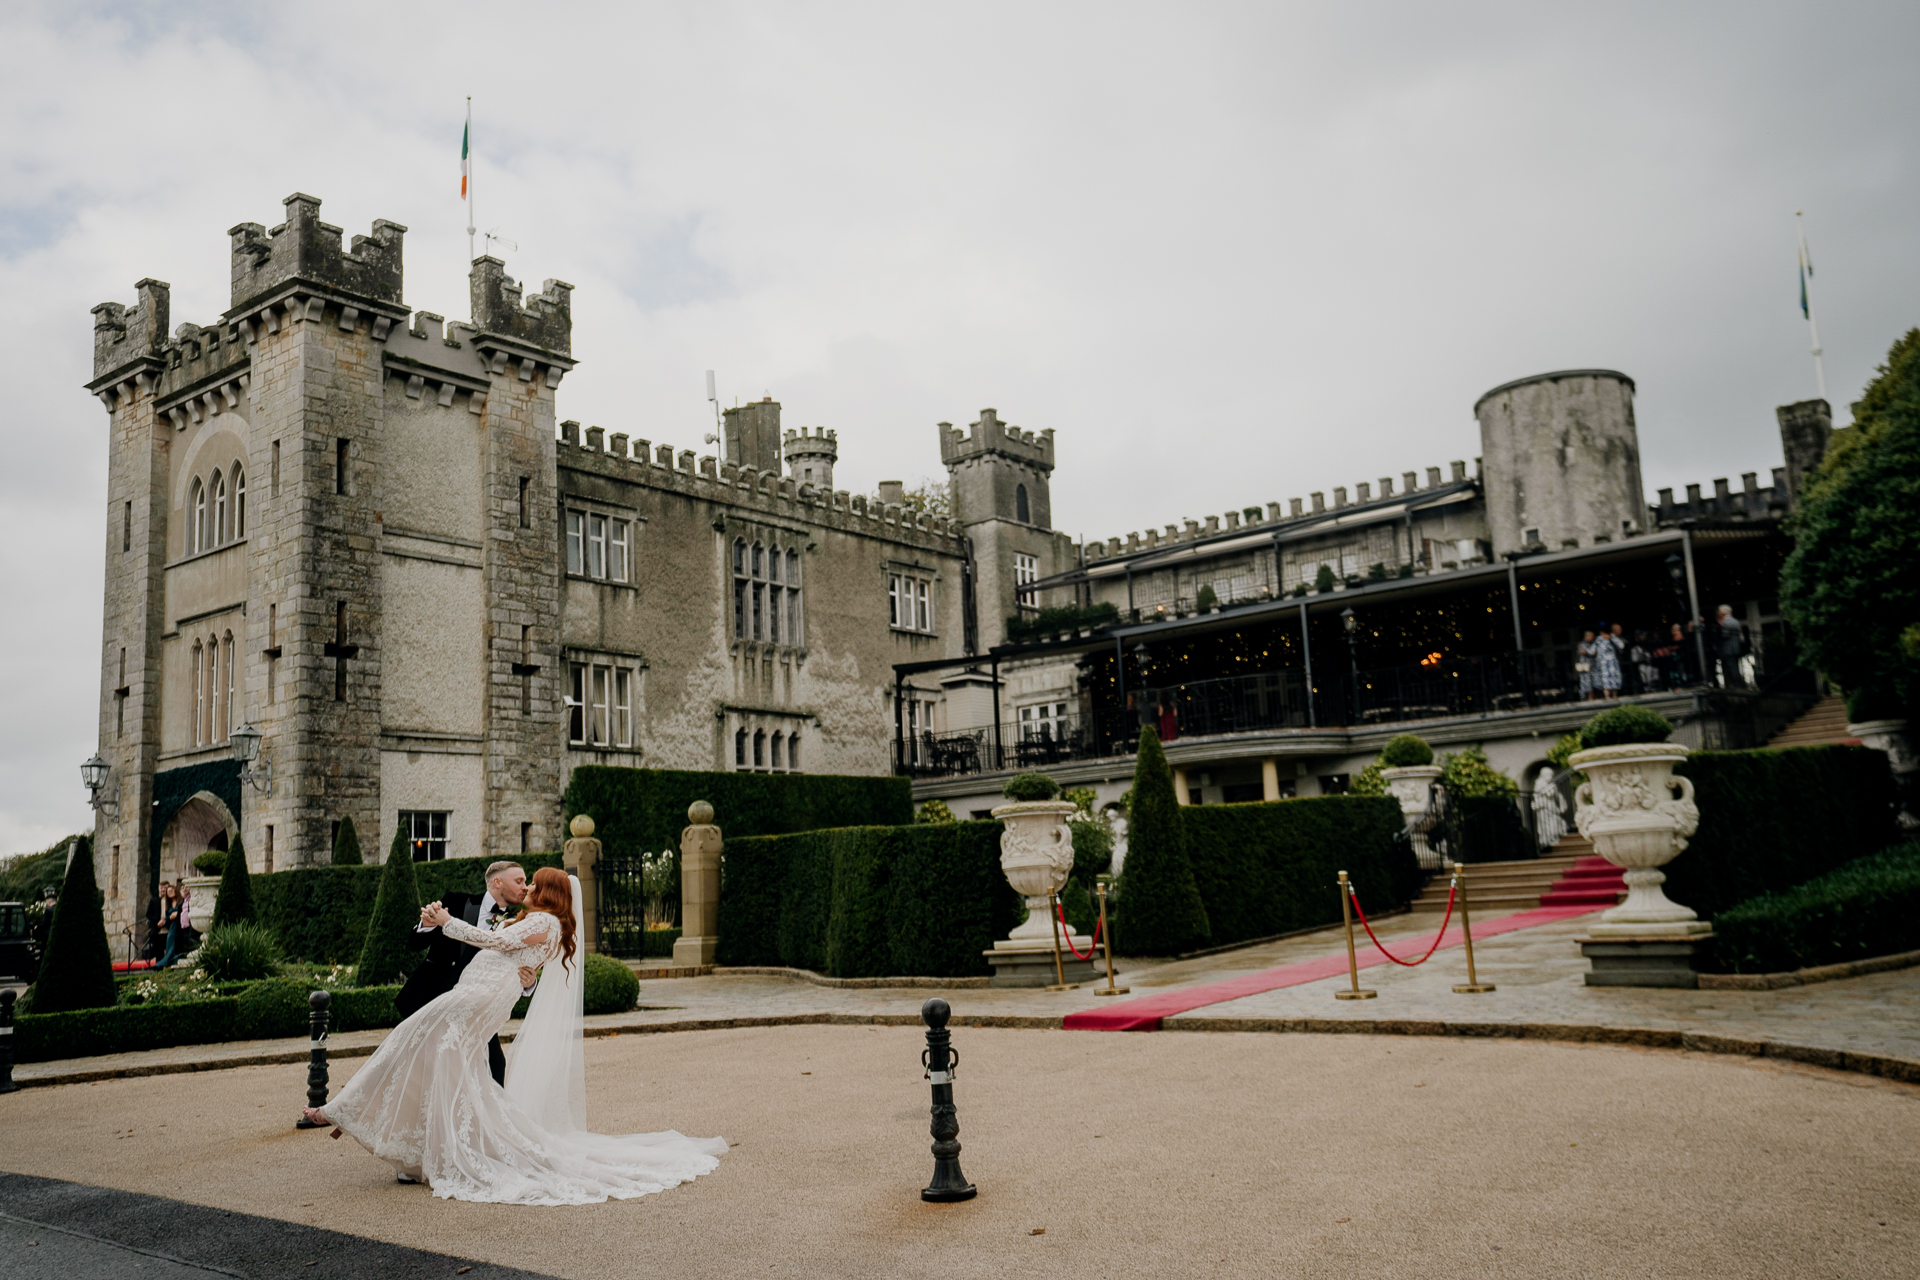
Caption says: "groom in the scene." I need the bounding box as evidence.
[396,859,538,1087]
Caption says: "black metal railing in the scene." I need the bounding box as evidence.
[593,850,675,958]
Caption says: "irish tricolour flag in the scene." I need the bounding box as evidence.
[461,109,471,199]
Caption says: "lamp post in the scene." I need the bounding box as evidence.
[1664,553,1694,685]
[80,752,118,820]
[231,723,272,795]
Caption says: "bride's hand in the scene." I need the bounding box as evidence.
[422,903,452,928]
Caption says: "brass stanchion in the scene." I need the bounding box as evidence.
[1045,889,1076,991]
[1451,861,1495,994]
[1092,875,1128,996]
[1335,870,1376,1000]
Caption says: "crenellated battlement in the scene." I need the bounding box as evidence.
[782,425,838,455]
[938,408,1054,472]
[1652,471,1787,526]
[470,257,573,359]
[557,421,963,552]
[1083,460,1475,561]
[90,279,172,383]
[228,193,405,311]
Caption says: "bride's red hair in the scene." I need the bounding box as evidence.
[516,866,579,973]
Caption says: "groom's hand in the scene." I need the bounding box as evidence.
[518,966,538,988]
[421,903,453,928]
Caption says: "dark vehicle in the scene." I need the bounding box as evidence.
[0,902,39,984]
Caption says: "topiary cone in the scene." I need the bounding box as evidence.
[1116,727,1210,955]
[212,834,254,928]
[332,815,364,866]
[30,835,118,1014]
[355,824,421,986]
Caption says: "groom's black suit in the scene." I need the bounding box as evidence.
[395,891,509,1086]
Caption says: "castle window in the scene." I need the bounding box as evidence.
[590,664,610,744]
[771,732,784,770]
[232,464,246,539]
[786,550,803,644]
[588,515,607,579]
[732,539,748,639]
[767,547,781,644]
[1014,553,1038,589]
[221,631,234,743]
[1019,701,1068,742]
[753,730,766,769]
[787,732,801,772]
[402,809,450,861]
[735,727,748,766]
[192,639,205,746]
[206,635,220,743]
[188,478,206,555]
[566,508,632,582]
[518,476,530,529]
[613,668,632,745]
[123,501,131,553]
[1016,483,1030,524]
[752,542,766,641]
[335,438,349,495]
[567,512,583,575]
[212,471,229,545]
[567,659,636,747]
[888,573,936,633]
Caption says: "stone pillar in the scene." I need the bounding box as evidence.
[673,801,722,966]
[1776,399,1833,508]
[1261,758,1281,802]
[562,814,602,956]
[1174,768,1191,806]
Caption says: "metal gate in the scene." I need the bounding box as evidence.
[594,850,652,958]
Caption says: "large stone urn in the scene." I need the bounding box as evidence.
[1382,765,1443,869]
[1569,742,1705,938]
[182,875,221,935]
[984,799,1099,987]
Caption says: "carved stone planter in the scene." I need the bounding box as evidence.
[1569,742,1706,938]
[182,874,220,935]
[985,799,1097,986]
[1381,765,1443,869]
[1847,719,1918,828]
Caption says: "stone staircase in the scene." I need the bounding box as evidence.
[1408,834,1624,912]
[1766,693,1858,748]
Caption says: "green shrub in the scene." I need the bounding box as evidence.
[1438,745,1516,798]
[583,951,640,1015]
[329,984,401,1032]
[212,835,254,927]
[1666,744,1899,920]
[0,836,78,902]
[916,799,956,824]
[192,849,227,875]
[1578,704,1674,748]
[1117,727,1210,955]
[195,922,280,981]
[235,975,310,1039]
[356,825,423,986]
[1350,762,1388,797]
[1714,843,1920,973]
[331,816,364,866]
[718,822,1022,978]
[1004,602,1122,644]
[1196,584,1219,611]
[645,926,681,957]
[248,853,564,964]
[1183,796,1417,949]
[1313,564,1337,593]
[16,999,238,1063]
[1379,734,1434,767]
[1001,771,1061,802]
[30,835,117,1015]
[1546,732,1583,771]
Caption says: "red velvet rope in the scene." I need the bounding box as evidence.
[1348,879,1456,967]
[1053,900,1103,960]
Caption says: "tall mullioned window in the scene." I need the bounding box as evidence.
[567,659,638,747]
[888,573,934,633]
[403,810,450,861]
[566,508,632,582]
[188,478,207,555]
[733,539,803,644]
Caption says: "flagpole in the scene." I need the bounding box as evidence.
[458,100,470,270]
[1796,210,1826,401]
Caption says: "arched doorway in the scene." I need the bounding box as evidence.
[157,791,238,887]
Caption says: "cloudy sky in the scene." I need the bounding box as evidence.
[3,2,1916,853]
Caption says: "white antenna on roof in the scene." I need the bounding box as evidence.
[705,370,725,459]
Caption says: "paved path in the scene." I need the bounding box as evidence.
[16,909,1920,1087]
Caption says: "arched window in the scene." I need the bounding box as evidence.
[751,542,766,641]
[785,549,802,643]
[766,544,781,644]
[787,731,801,772]
[207,634,221,743]
[735,726,748,767]
[212,471,229,545]
[188,478,206,555]
[192,639,205,746]
[732,538,749,639]
[232,464,247,539]
[222,631,234,743]
[1016,483,1030,524]
[753,729,766,769]
[771,732,784,770]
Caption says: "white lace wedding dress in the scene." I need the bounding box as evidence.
[324,907,727,1205]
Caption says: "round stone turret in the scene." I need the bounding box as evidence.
[1475,370,1644,557]
[784,425,838,490]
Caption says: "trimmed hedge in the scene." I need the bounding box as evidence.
[1182,796,1419,950]
[563,766,912,860]
[212,835,254,927]
[1667,745,1898,920]
[1714,843,1920,973]
[1118,727,1211,955]
[717,822,1023,978]
[583,951,640,1015]
[32,835,117,1014]
[249,853,563,964]
[14,983,404,1063]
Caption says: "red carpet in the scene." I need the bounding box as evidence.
[1062,903,1601,1031]
[1538,855,1627,908]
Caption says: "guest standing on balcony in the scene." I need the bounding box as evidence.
[1630,629,1661,693]
[1576,631,1598,700]
[1156,697,1178,743]
[1665,621,1698,686]
[1713,605,1748,689]
[1592,622,1623,699]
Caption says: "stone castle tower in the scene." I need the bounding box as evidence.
[87,192,576,926]
[939,409,1075,650]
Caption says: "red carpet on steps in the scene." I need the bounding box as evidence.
[1538,856,1627,908]
[1062,903,1600,1031]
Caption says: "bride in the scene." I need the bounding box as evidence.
[302,866,727,1204]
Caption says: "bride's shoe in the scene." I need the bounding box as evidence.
[301,1106,340,1137]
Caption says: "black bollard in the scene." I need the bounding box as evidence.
[294,990,331,1129]
[919,997,976,1202]
[0,988,17,1094]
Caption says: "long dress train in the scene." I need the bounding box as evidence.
[323,910,727,1204]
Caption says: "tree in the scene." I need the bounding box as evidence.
[1115,727,1210,955]
[331,815,364,866]
[873,479,951,517]
[356,825,422,986]
[1781,329,1920,722]
[212,834,254,928]
[1313,563,1338,594]
[30,835,117,1014]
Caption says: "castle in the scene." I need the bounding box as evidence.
[83,192,1829,932]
